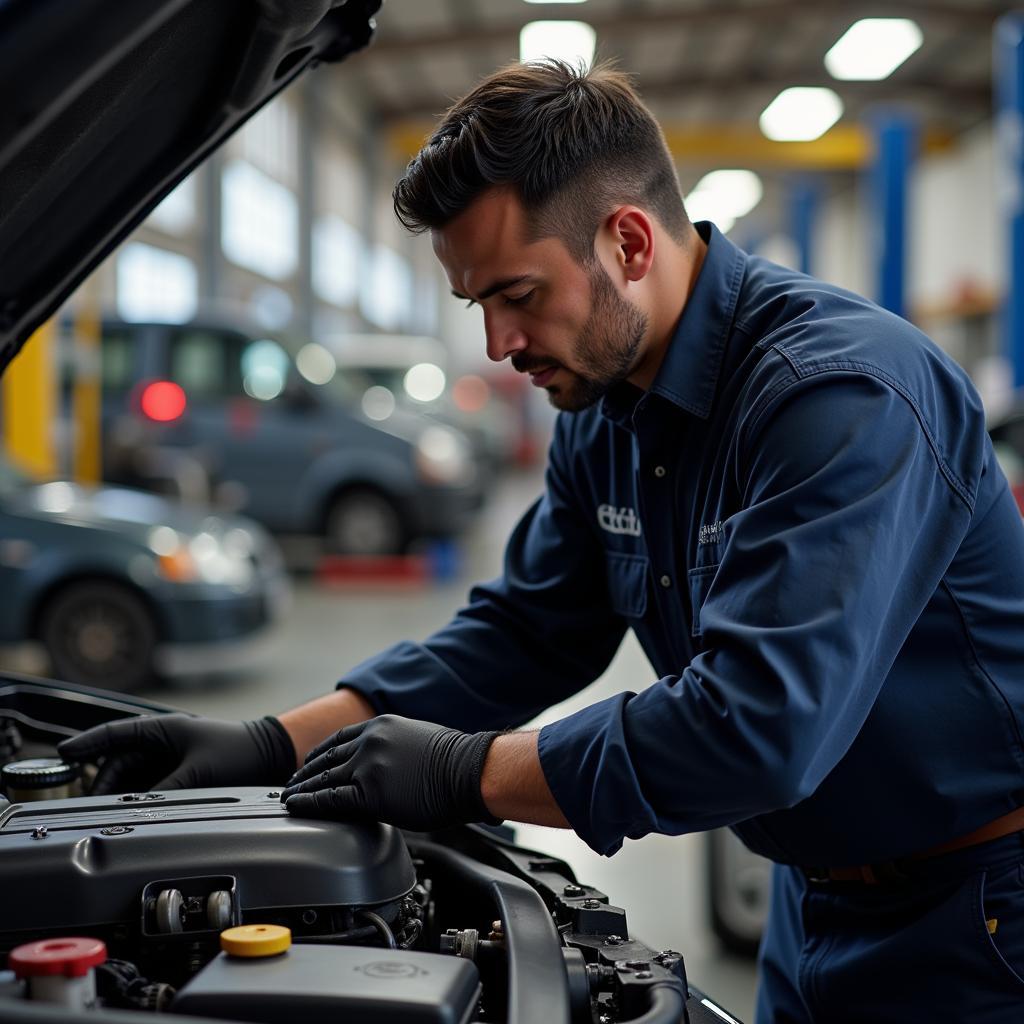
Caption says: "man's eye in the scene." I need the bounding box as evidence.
[503,290,534,307]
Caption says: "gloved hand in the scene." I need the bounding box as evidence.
[57,713,296,794]
[280,715,500,831]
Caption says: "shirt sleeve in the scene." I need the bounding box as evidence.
[336,416,629,732]
[538,372,974,855]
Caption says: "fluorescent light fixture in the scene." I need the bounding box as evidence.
[825,19,923,81]
[524,0,587,4]
[520,21,596,68]
[691,170,763,219]
[760,87,843,142]
[684,191,736,234]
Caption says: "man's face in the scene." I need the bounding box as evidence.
[432,189,648,412]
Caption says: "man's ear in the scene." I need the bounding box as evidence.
[604,206,655,282]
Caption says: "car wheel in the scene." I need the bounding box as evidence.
[707,828,771,958]
[325,488,406,556]
[40,581,158,692]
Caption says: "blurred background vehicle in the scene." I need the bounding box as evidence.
[326,333,522,479]
[0,454,289,692]
[87,317,485,556]
[989,400,1024,514]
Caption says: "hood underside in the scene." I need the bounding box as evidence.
[0,0,381,374]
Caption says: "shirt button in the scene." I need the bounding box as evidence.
[654,465,666,478]
[660,575,672,588]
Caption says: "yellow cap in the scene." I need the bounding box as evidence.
[220,924,291,958]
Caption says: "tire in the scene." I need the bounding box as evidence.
[707,828,771,958]
[325,488,407,556]
[40,581,158,692]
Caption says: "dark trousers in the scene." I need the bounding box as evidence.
[755,834,1024,1023]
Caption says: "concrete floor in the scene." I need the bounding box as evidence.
[9,465,761,1022]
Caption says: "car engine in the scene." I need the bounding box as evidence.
[0,676,744,1024]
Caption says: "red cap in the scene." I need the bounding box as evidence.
[9,938,107,978]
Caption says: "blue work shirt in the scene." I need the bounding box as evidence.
[340,223,1024,866]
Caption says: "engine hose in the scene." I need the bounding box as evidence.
[630,983,687,1024]
[292,926,379,945]
[358,909,397,950]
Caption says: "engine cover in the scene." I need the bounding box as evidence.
[0,787,416,943]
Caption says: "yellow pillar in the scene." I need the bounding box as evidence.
[72,303,102,484]
[2,320,57,479]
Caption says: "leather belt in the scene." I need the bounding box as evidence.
[803,804,1024,885]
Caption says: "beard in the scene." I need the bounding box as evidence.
[513,262,648,412]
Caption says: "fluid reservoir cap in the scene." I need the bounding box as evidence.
[2,758,78,790]
[220,924,291,958]
[9,937,107,978]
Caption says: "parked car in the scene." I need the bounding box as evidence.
[988,400,1024,514]
[328,333,522,474]
[93,318,484,556]
[0,455,290,691]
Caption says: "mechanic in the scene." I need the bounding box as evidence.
[61,61,1024,1022]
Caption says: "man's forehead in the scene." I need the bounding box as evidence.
[431,188,537,294]
[432,188,526,257]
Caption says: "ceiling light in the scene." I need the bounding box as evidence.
[520,21,596,69]
[683,192,737,235]
[690,170,763,220]
[825,19,923,81]
[524,0,587,4]
[759,87,844,142]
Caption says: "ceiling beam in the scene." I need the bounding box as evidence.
[386,121,955,172]
[367,1,1015,59]
[374,67,991,122]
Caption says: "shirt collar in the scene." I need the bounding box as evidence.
[600,221,747,425]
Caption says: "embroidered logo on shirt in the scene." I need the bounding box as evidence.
[698,520,724,545]
[597,504,642,537]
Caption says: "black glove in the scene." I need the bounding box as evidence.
[280,715,500,831]
[57,713,296,794]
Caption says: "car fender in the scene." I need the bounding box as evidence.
[17,544,167,644]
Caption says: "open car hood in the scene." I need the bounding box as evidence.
[0,0,381,374]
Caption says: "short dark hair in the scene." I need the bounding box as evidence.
[392,59,690,262]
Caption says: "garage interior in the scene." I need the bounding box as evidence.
[2,2,1023,1023]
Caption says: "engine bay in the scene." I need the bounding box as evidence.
[0,675,743,1024]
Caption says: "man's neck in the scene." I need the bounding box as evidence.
[628,227,708,391]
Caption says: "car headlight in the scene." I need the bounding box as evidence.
[148,526,254,587]
[414,425,474,486]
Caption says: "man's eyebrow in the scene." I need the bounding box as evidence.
[451,275,532,304]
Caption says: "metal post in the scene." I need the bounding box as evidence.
[869,111,917,320]
[298,76,319,340]
[787,178,819,277]
[996,14,1024,389]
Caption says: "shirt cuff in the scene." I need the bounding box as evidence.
[537,692,660,857]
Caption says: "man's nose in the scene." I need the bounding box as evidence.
[483,310,528,363]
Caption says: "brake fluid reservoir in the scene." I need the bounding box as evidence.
[2,758,80,802]
[8,937,107,1009]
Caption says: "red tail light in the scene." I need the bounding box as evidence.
[140,380,187,422]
